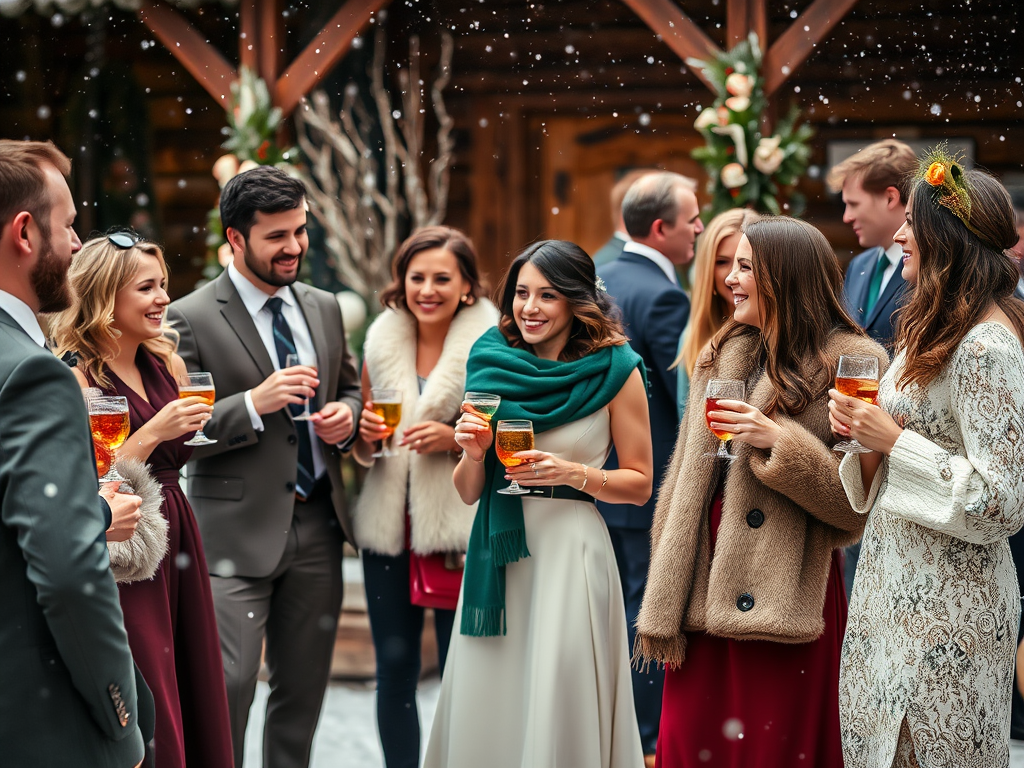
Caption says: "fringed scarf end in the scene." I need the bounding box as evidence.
[460,605,505,637]
[631,631,687,672]
[489,528,530,567]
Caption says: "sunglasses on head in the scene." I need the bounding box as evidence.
[107,230,145,249]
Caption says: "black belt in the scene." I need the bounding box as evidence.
[521,485,592,502]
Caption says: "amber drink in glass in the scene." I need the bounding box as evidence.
[704,379,745,461]
[495,419,534,495]
[371,388,403,458]
[833,355,879,454]
[89,395,130,483]
[179,372,217,446]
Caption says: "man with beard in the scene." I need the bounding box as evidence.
[167,166,361,768]
[0,139,147,766]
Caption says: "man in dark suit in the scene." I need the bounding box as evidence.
[167,167,362,768]
[0,139,146,767]
[592,168,656,267]
[827,138,917,601]
[597,171,702,759]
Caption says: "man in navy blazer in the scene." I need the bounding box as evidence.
[597,171,702,757]
[593,168,655,267]
[828,139,917,601]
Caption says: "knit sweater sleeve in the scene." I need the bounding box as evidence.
[878,326,1024,545]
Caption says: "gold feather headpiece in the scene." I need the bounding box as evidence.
[917,144,982,238]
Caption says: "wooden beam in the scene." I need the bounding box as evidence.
[239,0,257,72]
[618,0,721,92]
[137,0,237,106]
[258,0,282,87]
[763,0,860,95]
[274,0,389,117]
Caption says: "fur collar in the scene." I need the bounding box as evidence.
[107,456,169,584]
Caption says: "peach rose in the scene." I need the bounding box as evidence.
[721,162,748,189]
[753,136,784,175]
[694,108,719,131]
[212,154,240,188]
[724,95,750,113]
[725,72,753,98]
[925,161,946,186]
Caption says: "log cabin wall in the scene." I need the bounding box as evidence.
[1,1,1019,298]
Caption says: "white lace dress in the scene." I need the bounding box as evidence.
[838,322,1024,768]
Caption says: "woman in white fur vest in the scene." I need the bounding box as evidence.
[354,226,497,768]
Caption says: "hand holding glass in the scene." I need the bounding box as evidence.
[833,355,879,454]
[178,372,217,446]
[89,395,130,484]
[705,379,745,461]
[370,388,403,458]
[462,392,501,422]
[285,352,317,421]
[495,419,534,495]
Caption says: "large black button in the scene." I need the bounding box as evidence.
[287,434,297,445]
[737,593,755,612]
[285,481,295,493]
[746,509,764,528]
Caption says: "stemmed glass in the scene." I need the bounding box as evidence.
[495,419,534,495]
[463,392,501,422]
[178,372,218,446]
[285,352,317,421]
[88,395,130,484]
[370,388,403,458]
[833,355,880,454]
[704,379,745,461]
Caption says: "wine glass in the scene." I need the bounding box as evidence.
[495,419,534,495]
[463,392,501,422]
[833,355,880,454]
[370,388,403,458]
[285,352,318,421]
[704,379,745,461]
[178,372,218,446]
[88,395,130,484]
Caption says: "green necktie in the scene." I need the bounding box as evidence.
[865,252,889,316]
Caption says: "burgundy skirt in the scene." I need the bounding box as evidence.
[655,489,846,768]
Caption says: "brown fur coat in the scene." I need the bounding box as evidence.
[635,328,888,667]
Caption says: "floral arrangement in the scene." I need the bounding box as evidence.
[918,144,979,236]
[688,34,813,219]
[203,67,296,278]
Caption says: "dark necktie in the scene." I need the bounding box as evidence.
[264,296,316,499]
[865,251,889,316]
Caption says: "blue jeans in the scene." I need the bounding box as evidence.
[362,549,456,768]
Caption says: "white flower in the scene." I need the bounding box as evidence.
[753,135,785,175]
[711,123,749,168]
[725,72,753,98]
[721,162,748,189]
[238,159,259,175]
[212,154,240,188]
[694,108,719,131]
[725,95,750,113]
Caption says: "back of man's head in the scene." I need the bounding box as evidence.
[220,165,306,240]
[622,171,696,239]
[826,139,917,204]
[0,140,71,235]
[609,168,657,230]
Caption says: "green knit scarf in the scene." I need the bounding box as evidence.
[460,327,645,636]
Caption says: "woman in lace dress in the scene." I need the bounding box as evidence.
[829,156,1024,768]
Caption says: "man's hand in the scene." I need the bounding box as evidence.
[250,366,318,416]
[311,401,354,444]
[99,483,142,543]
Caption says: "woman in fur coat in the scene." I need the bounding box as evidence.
[635,217,888,768]
[354,226,497,768]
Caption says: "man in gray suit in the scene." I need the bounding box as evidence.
[167,167,361,768]
[0,139,146,767]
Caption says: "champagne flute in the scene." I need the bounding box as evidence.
[833,355,880,454]
[463,392,501,422]
[178,372,218,446]
[704,379,745,461]
[285,352,318,421]
[370,388,403,458]
[88,395,130,484]
[495,419,534,495]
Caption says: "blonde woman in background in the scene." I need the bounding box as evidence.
[673,209,759,416]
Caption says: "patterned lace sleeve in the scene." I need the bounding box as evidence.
[880,325,1024,545]
[837,450,884,515]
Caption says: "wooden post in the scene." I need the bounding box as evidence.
[239,0,257,73]
[727,0,767,50]
[258,0,282,87]
[763,0,860,95]
[618,0,721,91]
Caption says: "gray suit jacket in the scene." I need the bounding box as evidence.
[0,308,144,767]
[167,272,361,578]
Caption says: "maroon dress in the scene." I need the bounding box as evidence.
[101,349,233,768]
[655,486,846,768]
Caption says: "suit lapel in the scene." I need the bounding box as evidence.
[864,261,905,328]
[852,247,882,324]
[292,284,329,411]
[215,272,276,380]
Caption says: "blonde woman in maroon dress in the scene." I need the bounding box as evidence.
[52,231,233,768]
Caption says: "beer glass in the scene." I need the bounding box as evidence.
[495,419,534,495]
[89,395,130,484]
[705,379,745,461]
[833,355,879,454]
[370,388,403,458]
[285,352,318,421]
[178,372,218,446]
[463,392,501,422]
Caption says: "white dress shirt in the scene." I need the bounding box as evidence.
[877,242,904,297]
[0,289,46,347]
[227,263,324,478]
[622,241,679,285]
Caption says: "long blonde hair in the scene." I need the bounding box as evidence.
[675,209,759,374]
[51,235,177,388]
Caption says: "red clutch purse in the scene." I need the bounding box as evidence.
[409,551,464,611]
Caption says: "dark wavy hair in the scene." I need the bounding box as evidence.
[379,226,484,311]
[495,240,626,361]
[896,168,1024,388]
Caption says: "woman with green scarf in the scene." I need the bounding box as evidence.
[424,240,652,768]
